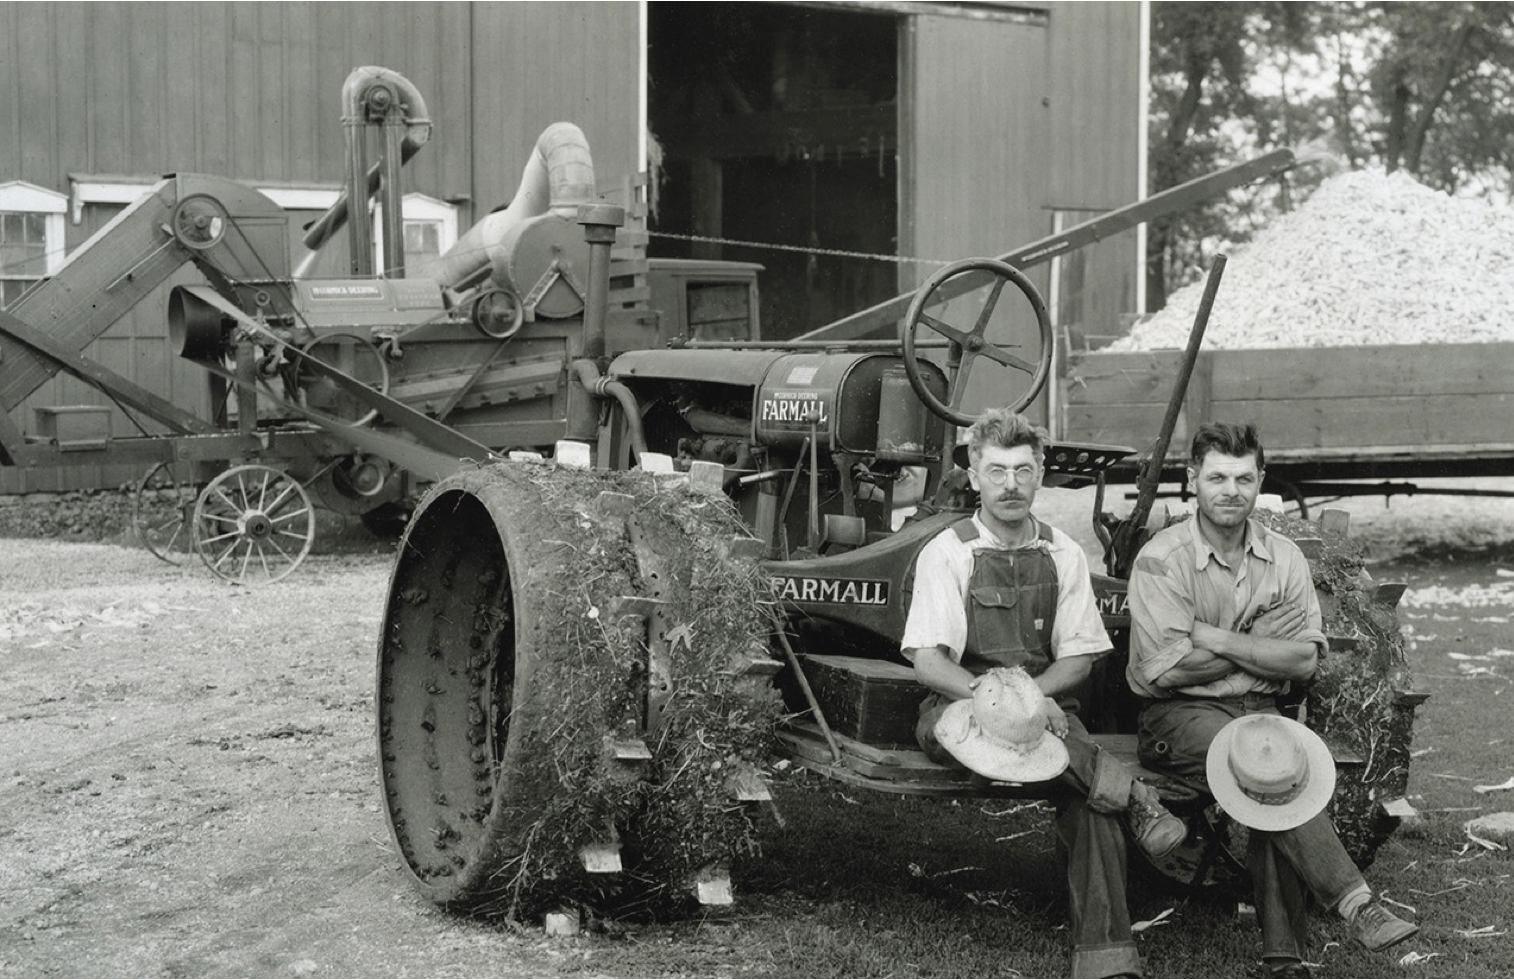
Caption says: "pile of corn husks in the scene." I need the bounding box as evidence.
[1111,169,1514,350]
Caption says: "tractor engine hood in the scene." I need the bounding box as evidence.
[608,348,948,460]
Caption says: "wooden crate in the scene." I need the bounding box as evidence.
[786,654,924,747]
[1059,342,1514,463]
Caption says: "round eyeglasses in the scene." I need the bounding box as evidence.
[979,463,1039,487]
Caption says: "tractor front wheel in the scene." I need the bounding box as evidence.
[376,463,779,917]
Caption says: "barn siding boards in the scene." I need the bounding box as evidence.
[1044,2,1139,209]
[468,2,641,215]
[0,3,477,194]
[903,12,1051,420]
[1042,2,1141,372]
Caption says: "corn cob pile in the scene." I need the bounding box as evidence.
[1112,169,1514,350]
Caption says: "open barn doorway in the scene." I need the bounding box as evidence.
[647,3,900,340]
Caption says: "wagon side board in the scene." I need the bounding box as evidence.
[1059,343,1514,481]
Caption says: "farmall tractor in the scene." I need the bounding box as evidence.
[374,206,1426,918]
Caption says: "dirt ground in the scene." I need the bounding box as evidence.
[1,479,1511,978]
[0,542,584,979]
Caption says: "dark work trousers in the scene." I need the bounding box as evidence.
[920,694,1138,979]
[1137,695,1367,962]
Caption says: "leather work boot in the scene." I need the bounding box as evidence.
[1351,901,1418,951]
[1126,781,1187,858]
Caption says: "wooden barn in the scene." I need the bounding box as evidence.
[0,0,1144,492]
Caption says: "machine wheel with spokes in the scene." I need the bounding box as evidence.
[132,462,197,564]
[192,464,316,584]
[292,333,391,427]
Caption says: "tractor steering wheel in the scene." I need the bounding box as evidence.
[900,257,1054,427]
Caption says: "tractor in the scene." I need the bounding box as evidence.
[373,206,1426,918]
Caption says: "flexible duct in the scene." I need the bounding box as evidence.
[430,123,596,290]
[571,359,648,461]
[299,67,432,263]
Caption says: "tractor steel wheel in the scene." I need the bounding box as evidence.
[192,464,315,584]
[376,464,778,914]
[375,470,546,908]
[133,462,196,564]
[1135,508,1424,891]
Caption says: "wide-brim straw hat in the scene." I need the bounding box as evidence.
[935,667,1068,783]
[1206,713,1336,832]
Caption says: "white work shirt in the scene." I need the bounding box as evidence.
[900,512,1112,664]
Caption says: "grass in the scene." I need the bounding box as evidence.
[503,555,1514,979]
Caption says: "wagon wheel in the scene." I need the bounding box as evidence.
[132,462,197,564]
[293,332,391,427]
[192,464,316,584]
[900,257,1053,427]
[377,465,777,914]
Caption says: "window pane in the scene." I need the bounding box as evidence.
[403,220,442,279]
[404,221,440,254]
[1,213,20,242]
[0,241,45,276]
[23,213,45,243]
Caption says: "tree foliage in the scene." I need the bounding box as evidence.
[1147,1,1514,308]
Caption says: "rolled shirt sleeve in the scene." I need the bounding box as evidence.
[1047,527,1112,660]
[1126,549,1199,697]
[900,531,971,660]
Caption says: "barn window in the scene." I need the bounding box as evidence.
[373,193,459,279]
[0,182,67,310]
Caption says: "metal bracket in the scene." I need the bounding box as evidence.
[608,591,673,735]
[521,257,587,323]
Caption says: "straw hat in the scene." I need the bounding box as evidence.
[1205,714,1336,832]
[934,667,1068,782]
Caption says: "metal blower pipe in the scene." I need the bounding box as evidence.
[429,123,597,290]
[299,67,431,271]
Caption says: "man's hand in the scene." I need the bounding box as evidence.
[1247,603,1308,640]
[1042,696,1069,739]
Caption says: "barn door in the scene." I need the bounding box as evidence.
[901,13,1052,424]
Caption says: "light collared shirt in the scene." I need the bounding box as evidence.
[1126,516,1326,699]
[901,512,1112,664]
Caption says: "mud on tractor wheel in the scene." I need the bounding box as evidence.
[1138,507,1425,890]
[376,462,782,919]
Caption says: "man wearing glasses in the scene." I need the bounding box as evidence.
[902,407,1182,979]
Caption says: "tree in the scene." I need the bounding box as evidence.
[1145,2,1514,309]
[1365,3,1514,186]
[1146,3,1323,311]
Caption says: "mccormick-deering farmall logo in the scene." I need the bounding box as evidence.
[772,575,889,606]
